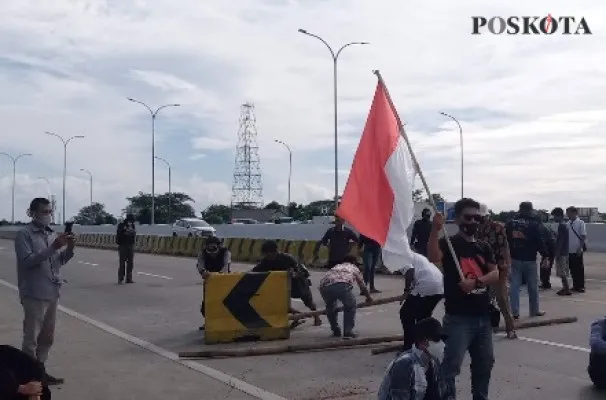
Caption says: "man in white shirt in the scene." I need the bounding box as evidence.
[566,206,587,293]
[399,253,444,351]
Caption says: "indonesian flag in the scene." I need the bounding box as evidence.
[337,79,416,273]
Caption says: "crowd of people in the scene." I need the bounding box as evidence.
[1,195,602,399]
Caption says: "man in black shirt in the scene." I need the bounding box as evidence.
[410,208,431,256]
[253,240,321,326]
[197,236,231,331]
[428,198,499,400]
[313,216,358,268]
[116,213,136,284]
[505,202,548,319]
[359,234,381,293]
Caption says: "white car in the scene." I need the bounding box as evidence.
[171,218,216,237]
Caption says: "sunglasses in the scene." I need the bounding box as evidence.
[461,214,482,223]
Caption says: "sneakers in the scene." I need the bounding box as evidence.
[44,372,64,386]
[331,328,342,338]
[370,288,381,294]
[342,331,358,340]
[532,311,546,317]
[557,289,572,296]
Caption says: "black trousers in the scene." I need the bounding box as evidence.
[0,345,51,399]
[569,253,585,290]
[540,260,553,288]
[399,294,443,351]
[589,352,606,389]
[118,245,135,281]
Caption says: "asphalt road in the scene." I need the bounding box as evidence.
[0,239,605,399]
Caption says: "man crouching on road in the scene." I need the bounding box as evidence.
[253,240,322,327]
[378,317,451,400]
[318,255,372,339]
[197,236,231,331]
[14,197,76,386]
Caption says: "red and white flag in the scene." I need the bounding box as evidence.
[337,79,417,273]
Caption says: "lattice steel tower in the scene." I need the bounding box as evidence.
[231,103,263,208]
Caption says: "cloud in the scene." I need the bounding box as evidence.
[0,0,605,222]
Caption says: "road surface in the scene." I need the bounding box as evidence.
[0,239,604,399]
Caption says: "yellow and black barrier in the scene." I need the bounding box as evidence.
[72,233,376,271]
[203,271,290,344]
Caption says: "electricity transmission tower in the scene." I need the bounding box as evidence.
[231,103,263,209]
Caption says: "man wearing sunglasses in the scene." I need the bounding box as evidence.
[427,198,499,400]
[505,202,549,320]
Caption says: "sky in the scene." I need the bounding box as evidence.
[1,0,605,222]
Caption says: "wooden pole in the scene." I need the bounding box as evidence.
[289,294,406,321]
[370,316,579,355]
[179,335,404,359]
[372,70,464,280]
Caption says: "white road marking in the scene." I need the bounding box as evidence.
[137,271,173,280]
[496,333,591,353]
[0,278,286,400]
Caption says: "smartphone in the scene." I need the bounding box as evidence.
[64,221,74,234]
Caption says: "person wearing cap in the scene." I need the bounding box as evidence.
[313,216,359,268]
[505,202,549,319]
[398,253,444,351]
[253,240,322,327]
[410,208,432,257]
[116,213,137,284]
[319,256,372,339]
[378,317,450,400]
[197,236,231,331]
[477,203,517,339]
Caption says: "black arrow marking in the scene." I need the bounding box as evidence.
[223,273,272,329]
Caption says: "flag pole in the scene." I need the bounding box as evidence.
[372,70,464,279]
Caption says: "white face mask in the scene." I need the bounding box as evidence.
[426,340,445,363]
[35,214,52,227]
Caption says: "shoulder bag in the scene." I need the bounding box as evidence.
[569,221,588,252]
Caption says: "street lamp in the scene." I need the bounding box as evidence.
[439,112,464,199]
[45,132,85,224]
[298,28,368,210]
[154,156,172,224]
[274,139,292,211]
[80,169,93,205]
[128,98,180,225]
[0,152,31,224]
[37,177,52,201]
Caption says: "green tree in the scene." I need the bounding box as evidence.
[125,192,195,224]
[201,204,232,224]
[264,201,283,210]
[73,203,117,225]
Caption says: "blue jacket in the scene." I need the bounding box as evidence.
[589,318,606,388]
[505,214,548,262]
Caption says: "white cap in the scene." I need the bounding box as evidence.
[479,203,489,216]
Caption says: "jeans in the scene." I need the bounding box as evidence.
[509,259,540,316]
[569,253,585,290]
[442,314,495,400]
[118,244,135,282]
[320,282,356,334]
[362,247,381,288]
[399,294,443,350]
[21,297,58,364]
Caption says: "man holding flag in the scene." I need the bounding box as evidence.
[337,71,498,400]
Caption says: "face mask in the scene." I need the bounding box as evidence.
[460,222,479,236]
[35,214,52,227]
[206,245,219,254]
[422,214,430,220]
[426,340,445,362]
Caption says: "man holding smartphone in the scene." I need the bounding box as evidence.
[14,197,76,386]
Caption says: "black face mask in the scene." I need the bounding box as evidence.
[422,214,430,220]
[460,222,479,237]
[206,245,219,254]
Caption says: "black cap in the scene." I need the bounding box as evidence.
[519,202,533,213]
[206,236,221,245]
[414,317,446,342]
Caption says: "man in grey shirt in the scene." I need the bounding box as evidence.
[14,197,75,386]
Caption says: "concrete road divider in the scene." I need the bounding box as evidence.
[203,271,290,345]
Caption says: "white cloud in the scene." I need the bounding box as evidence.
[0,0,605,222]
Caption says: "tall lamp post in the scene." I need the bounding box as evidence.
[439,112,464,199]
[274,139,292,212]
[45,132,85,224]
[80,169,93,205]
[128,98,180,225]
[0,152,31,224]
[154,156,172,224]
[298,29,368,211]
[37,177,52,201]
